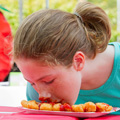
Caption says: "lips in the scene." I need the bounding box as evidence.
[39,97,51,102]
[39,97,64,103]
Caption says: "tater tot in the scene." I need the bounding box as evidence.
[21,100,28,108]
[21,100,39,110]
[27,100,39,110]
[72,104,85,112]
[53,103,61,111]
[96,103,113,112]
[63,103,72,111]
[84,102,96,112]
[106,106,113,111]
[96,103,106,112]
[40,103,53,111]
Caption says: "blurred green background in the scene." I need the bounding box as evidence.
[0,0,120,42]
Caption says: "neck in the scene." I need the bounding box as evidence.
[81,45,114,90]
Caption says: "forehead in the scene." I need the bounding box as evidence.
[15,58,56,79]
[15,58,67,81]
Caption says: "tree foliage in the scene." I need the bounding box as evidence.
[0,0,119,41]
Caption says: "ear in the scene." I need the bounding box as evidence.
[72,51,85,71]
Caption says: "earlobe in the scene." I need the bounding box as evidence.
[73,51,85,71]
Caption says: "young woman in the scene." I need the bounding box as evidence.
[13,2,120,114]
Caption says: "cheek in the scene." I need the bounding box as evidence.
[51,75,81,104]
[65,76,81,98]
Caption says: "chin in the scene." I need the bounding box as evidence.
[62,99,76,105]
[68,101,76,105]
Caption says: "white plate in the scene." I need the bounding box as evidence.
[20,107,120,118]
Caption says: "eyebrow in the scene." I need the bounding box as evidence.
[24,74,52,82]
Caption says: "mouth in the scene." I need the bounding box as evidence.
[39,97,51,102]
[39,97,64,103]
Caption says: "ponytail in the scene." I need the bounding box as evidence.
[74,2,111,57]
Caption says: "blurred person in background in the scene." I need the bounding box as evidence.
[0,6,13,84]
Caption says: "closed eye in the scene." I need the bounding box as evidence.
[31,83,35,86]
[44,79,55,84]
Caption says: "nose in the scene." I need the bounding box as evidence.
[35,83,51,102]
[39,91,51,98]
[39,92,51,102]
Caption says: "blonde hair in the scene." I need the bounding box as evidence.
[14,2,111,67]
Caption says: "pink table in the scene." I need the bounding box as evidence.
[0,113,80,120]
[1,106,120,120]
[84,115,120,120]
[0,106,79,120]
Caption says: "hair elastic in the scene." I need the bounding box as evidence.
[74,12,89,40]
[74,12,84,24]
